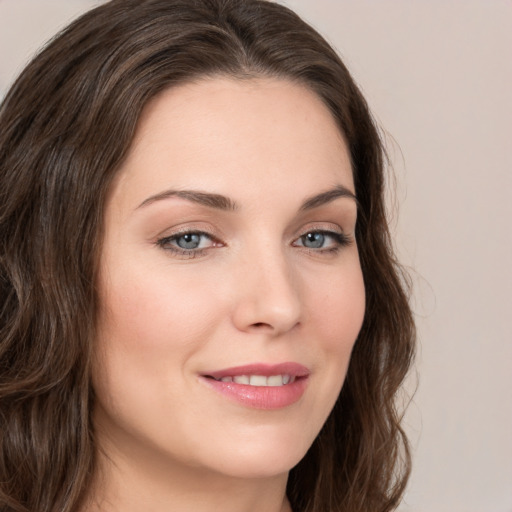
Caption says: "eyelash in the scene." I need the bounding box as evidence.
[156,230,219,259]
[293,230,352,254]
[156,228,352,259]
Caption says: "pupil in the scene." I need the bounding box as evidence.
[304,232,324,248]
[178,233,200,249]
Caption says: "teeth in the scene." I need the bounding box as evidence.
[220,374,294,387]
[267,375,283,387]
[249,375,267,386]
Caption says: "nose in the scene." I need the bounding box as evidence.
[231,248,302,336]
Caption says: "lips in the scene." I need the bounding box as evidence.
[214,374,296,386]
[200,362,310,410]
[204,362,309,379]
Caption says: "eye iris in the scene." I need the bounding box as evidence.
[303,232,324,248]
[177,233,201,249]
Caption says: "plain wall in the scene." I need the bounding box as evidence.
[1,1,511,511]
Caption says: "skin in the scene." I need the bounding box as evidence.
[89,77,366,512]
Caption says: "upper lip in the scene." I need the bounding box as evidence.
[203,362,310,380]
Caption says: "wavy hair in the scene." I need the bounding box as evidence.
[0,1,415,510]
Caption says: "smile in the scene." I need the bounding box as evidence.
[212,374,296,386]
[201,362,309,409]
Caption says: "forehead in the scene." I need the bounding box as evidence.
[111,76,354,213]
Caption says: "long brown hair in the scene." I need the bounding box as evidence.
[0,1,415,510]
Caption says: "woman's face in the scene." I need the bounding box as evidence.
[93,77,365,481]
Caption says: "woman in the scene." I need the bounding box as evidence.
[0,0,415,511]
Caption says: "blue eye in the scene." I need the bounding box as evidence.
[175,233,202,250]
[302,232,326,249]
[294,230,350,251]
[157,231,216,255]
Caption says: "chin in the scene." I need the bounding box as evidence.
[210,452,303,480]
[194,425,316,480]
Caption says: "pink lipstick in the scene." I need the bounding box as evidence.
[200,362,309,410]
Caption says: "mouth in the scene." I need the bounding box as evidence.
[205,374,298,386]
[200,362,310,410]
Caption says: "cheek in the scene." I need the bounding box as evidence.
[98,262,223,354]
[309,261,366,349]
[92,260,229,426]
[304,259,366,396]
[92,261,229,418]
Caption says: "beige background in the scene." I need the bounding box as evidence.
[1,1,511,511]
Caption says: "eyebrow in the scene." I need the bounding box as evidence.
[299,185,358,211]
[137,184,357,212]
[137,189,237,211]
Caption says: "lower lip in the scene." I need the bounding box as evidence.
[201,376,308,410]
